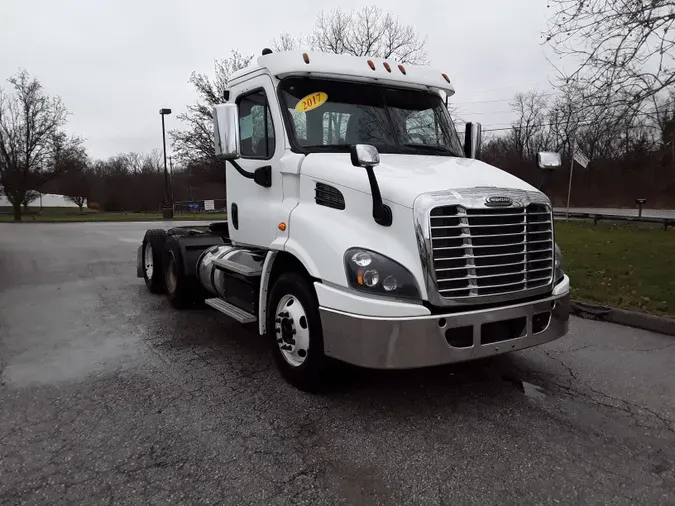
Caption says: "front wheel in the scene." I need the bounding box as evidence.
[267,272,330,393]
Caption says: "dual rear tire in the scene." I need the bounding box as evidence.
[162,235,205,309]
[141,229,203,307]
[142,229,168,293]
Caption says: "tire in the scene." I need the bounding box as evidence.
[142,229,168,293]
[267,272,331,393]
[162,236,204,309]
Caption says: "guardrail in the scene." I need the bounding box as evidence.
[554,211,675,231]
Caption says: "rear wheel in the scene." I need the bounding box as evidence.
[267,272,330,393]
[142,229,168,293]
[162,236,204,309]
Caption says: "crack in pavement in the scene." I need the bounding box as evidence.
[542,351,675,432]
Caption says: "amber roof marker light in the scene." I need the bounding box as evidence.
[367,60,376,70]
[398,64,406,75]
[442,73,451,83]
[383,62,392,73]
[303,53,310,64]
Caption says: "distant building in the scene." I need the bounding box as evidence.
[0,193,79,208]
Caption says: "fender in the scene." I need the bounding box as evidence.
[281,237,321,279]
[258,251,278,336]
[257,249,319,335]
[173,234,227,277]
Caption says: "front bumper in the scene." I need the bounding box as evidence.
[319,276,570,369]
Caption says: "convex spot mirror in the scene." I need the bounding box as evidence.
[350,144,380,167]
[537,151,562,171]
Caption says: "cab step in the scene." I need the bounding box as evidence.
[204,298,257,324]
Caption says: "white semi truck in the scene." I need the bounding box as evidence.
[137,49,570,392]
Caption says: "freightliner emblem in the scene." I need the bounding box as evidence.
[485,196,513,207]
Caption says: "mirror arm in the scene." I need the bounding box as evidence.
[537,170,552,193]
[364,166,392,227]
[229,159,254,180]
[229,160,271,188]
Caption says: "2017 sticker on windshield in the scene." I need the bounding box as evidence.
[295,92,328,113]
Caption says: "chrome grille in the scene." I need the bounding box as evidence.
[429,204,554,299]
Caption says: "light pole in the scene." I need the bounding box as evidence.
[159,108,172,218]
[168,155,174,204]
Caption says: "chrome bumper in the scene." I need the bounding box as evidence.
[320,289,570,369]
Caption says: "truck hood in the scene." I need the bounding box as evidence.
[300,153,540,208]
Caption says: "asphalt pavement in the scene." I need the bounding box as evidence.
[1,222,674,505]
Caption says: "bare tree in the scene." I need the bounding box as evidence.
[0,69,77,220]
[278,6,428,64]
[271,32,304,52]
[509,91,549,158]
[61,146,90,212]
[170,50,253,166]
[545,0,675,109]
[22,190,39,212]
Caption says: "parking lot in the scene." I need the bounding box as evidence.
[1,222,674,504]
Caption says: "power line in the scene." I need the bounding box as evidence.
[463,82,556,94]
[454,107,674,132]
[451,93,557,106]
[458,109,515,115]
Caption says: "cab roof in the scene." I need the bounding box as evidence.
[228,50,456,97]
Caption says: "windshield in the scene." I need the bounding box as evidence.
[279,77,464,157]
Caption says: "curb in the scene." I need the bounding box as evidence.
[571,301,675,337]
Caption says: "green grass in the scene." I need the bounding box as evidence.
[556,220,675,317]
[0,210,228,222]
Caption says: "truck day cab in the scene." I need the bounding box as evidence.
[137,49,570,392]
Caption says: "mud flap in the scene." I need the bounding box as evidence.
[136,245,144,278]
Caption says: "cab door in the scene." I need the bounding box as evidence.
[226,74,285,248]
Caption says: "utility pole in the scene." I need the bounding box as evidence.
[168,155,174,203]
[159,108,173,219]
[566,138,575,222]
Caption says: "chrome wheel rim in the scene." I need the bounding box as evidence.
[275,295,310,367]
[144,242,153,278]
[165,253,177,293]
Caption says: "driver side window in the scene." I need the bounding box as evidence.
[237,89,275,159]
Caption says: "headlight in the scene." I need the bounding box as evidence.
[344,248,420,299]
[554,243,564,281]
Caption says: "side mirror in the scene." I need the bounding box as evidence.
[350,144,380,167]
[349,144,391,227]
[213,103,240,160]
[537,151,562,171]
[464,122,482,159]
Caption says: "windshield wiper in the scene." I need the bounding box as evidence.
[403,144,456,155]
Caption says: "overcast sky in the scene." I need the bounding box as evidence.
[1,0,560,160]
